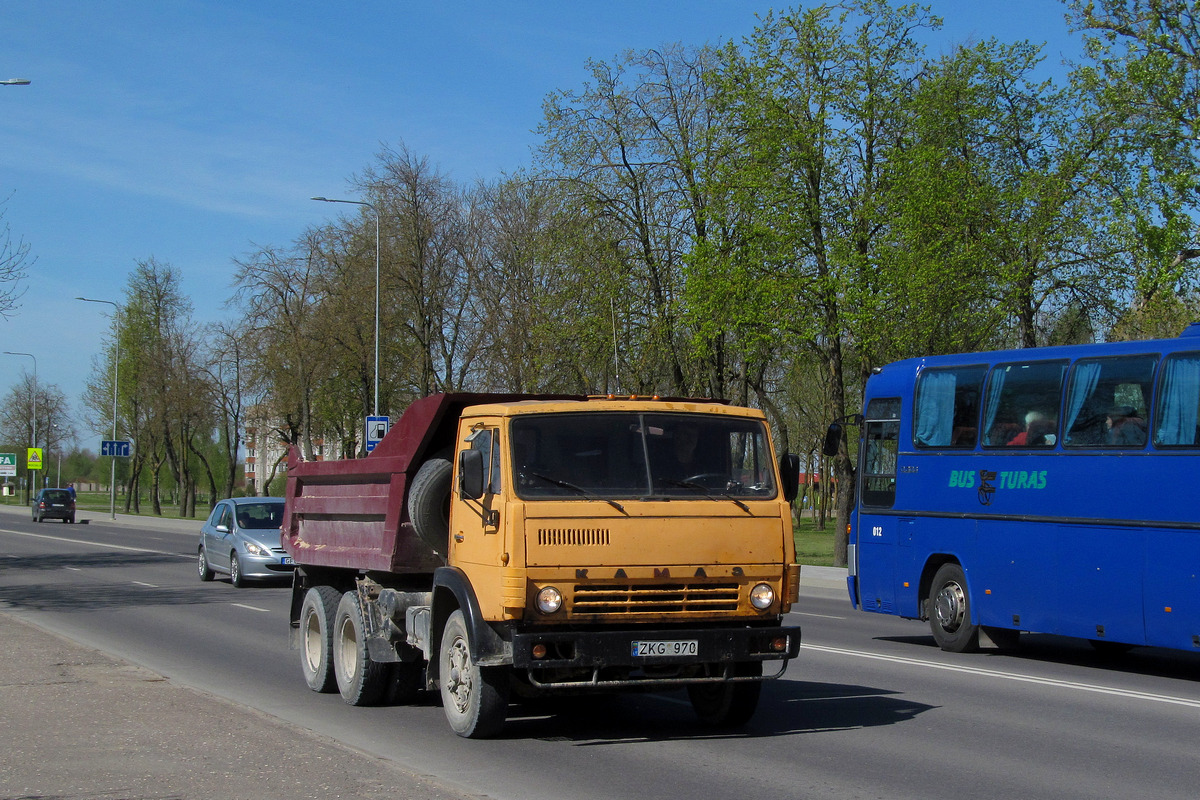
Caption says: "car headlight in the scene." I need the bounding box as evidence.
[536,586,563,614]
[750,583,775,610]
[244,542,268,556]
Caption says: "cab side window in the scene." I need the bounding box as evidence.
[470,428,502,494]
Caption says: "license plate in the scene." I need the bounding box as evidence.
[631,639,698,658]
[281,556,293,565]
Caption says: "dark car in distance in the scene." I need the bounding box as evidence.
[31,488,76,523]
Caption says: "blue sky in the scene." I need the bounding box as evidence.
[0,1,1082,445]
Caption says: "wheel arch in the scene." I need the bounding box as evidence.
[427,566,510,686]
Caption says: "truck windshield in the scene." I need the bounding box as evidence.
[510,412,777,500]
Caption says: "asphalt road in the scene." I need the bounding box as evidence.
[2,504,1198,800]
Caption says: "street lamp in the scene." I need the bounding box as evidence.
[53,424,61,486]
[311,195,381,417]
[1,78,31,86]
[76,297,121,520]
[2,351,36,497]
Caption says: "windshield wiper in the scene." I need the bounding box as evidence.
[659,478,752,514]
[529,472,627,515]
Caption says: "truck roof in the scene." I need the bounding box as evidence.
[459,395,754,419]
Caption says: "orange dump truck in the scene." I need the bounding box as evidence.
[282,393,803,737]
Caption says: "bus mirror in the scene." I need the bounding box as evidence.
[459,449,486,500]
[822,423,842,458]
[779,453,800,504]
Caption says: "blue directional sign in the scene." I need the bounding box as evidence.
[365,416,390,453]
[101,440,131,457]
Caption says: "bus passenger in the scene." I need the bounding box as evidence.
[1106,407,1147,446]
[1007,410,1057,446]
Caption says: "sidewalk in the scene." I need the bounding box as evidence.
[0,504,463,800]
[0,613,464,800]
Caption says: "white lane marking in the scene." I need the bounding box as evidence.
[231,603,271,613]
[0,528,191,558]
[803,643,1200,708]
[132,581,158,588]
[796,612,847,620]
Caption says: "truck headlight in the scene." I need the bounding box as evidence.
[536,586,563,614]
[750,583,775,610]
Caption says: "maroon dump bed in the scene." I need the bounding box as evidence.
[281,392,580,574]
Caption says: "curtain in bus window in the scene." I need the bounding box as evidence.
[981,368,1006,445]
[1063,361,1102,438]
[914,370,956,446]
[1156,355,1200,445]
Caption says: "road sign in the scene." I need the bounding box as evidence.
[101,440,131,458]
[365,416,390,453]
[27,448,43,470]
[0,453,15,477]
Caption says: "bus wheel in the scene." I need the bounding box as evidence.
[929,563,979,653]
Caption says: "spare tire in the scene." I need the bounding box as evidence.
[410,450,453,555]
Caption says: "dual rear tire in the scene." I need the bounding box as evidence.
[299,586,422,707]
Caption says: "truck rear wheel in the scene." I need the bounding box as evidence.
[687,661,762,727]
[439,609,509,738]
[299,585,341,693]
[410,452,452,555]
[333,592,390,706]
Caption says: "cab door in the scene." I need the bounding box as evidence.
[449,420,506,614]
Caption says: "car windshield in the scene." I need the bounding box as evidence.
[235,503,284,529]
[41,490,72,502]
[510,411,777,500]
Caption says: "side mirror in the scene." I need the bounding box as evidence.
[779,453,801,504]
[215,523,229,534]
[459,449,485,500]
[822,423,843,458]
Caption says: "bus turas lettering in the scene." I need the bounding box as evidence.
[999,470,1047,490]
[949,469,1046,491]
[948,470,976,488]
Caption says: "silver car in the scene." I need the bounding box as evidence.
[197,497,292,587]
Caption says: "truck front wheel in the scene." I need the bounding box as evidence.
[439,609,509,738]
[333,592,390,706]
[300,586,341,693]
[687,661,762,727]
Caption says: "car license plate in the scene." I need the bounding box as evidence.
[631,639,698,658]
[281,556,293,565]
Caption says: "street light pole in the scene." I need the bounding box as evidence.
[311,195,380,417]
[77,297,121,520]
[3,351,37,497]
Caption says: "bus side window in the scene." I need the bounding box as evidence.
[862,398,901,508]
[913,365,986,448]
[981,361,1067,448]
[1063,355,1156,447]
[1154,352,1200,447]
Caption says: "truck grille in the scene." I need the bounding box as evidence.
[571,582,741,615]
[537,528,611,546]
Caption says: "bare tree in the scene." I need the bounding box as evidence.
[0,194,33,318]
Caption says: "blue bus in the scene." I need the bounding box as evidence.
[827,324,1200,653]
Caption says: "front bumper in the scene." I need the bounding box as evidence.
[510,624,802,689]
